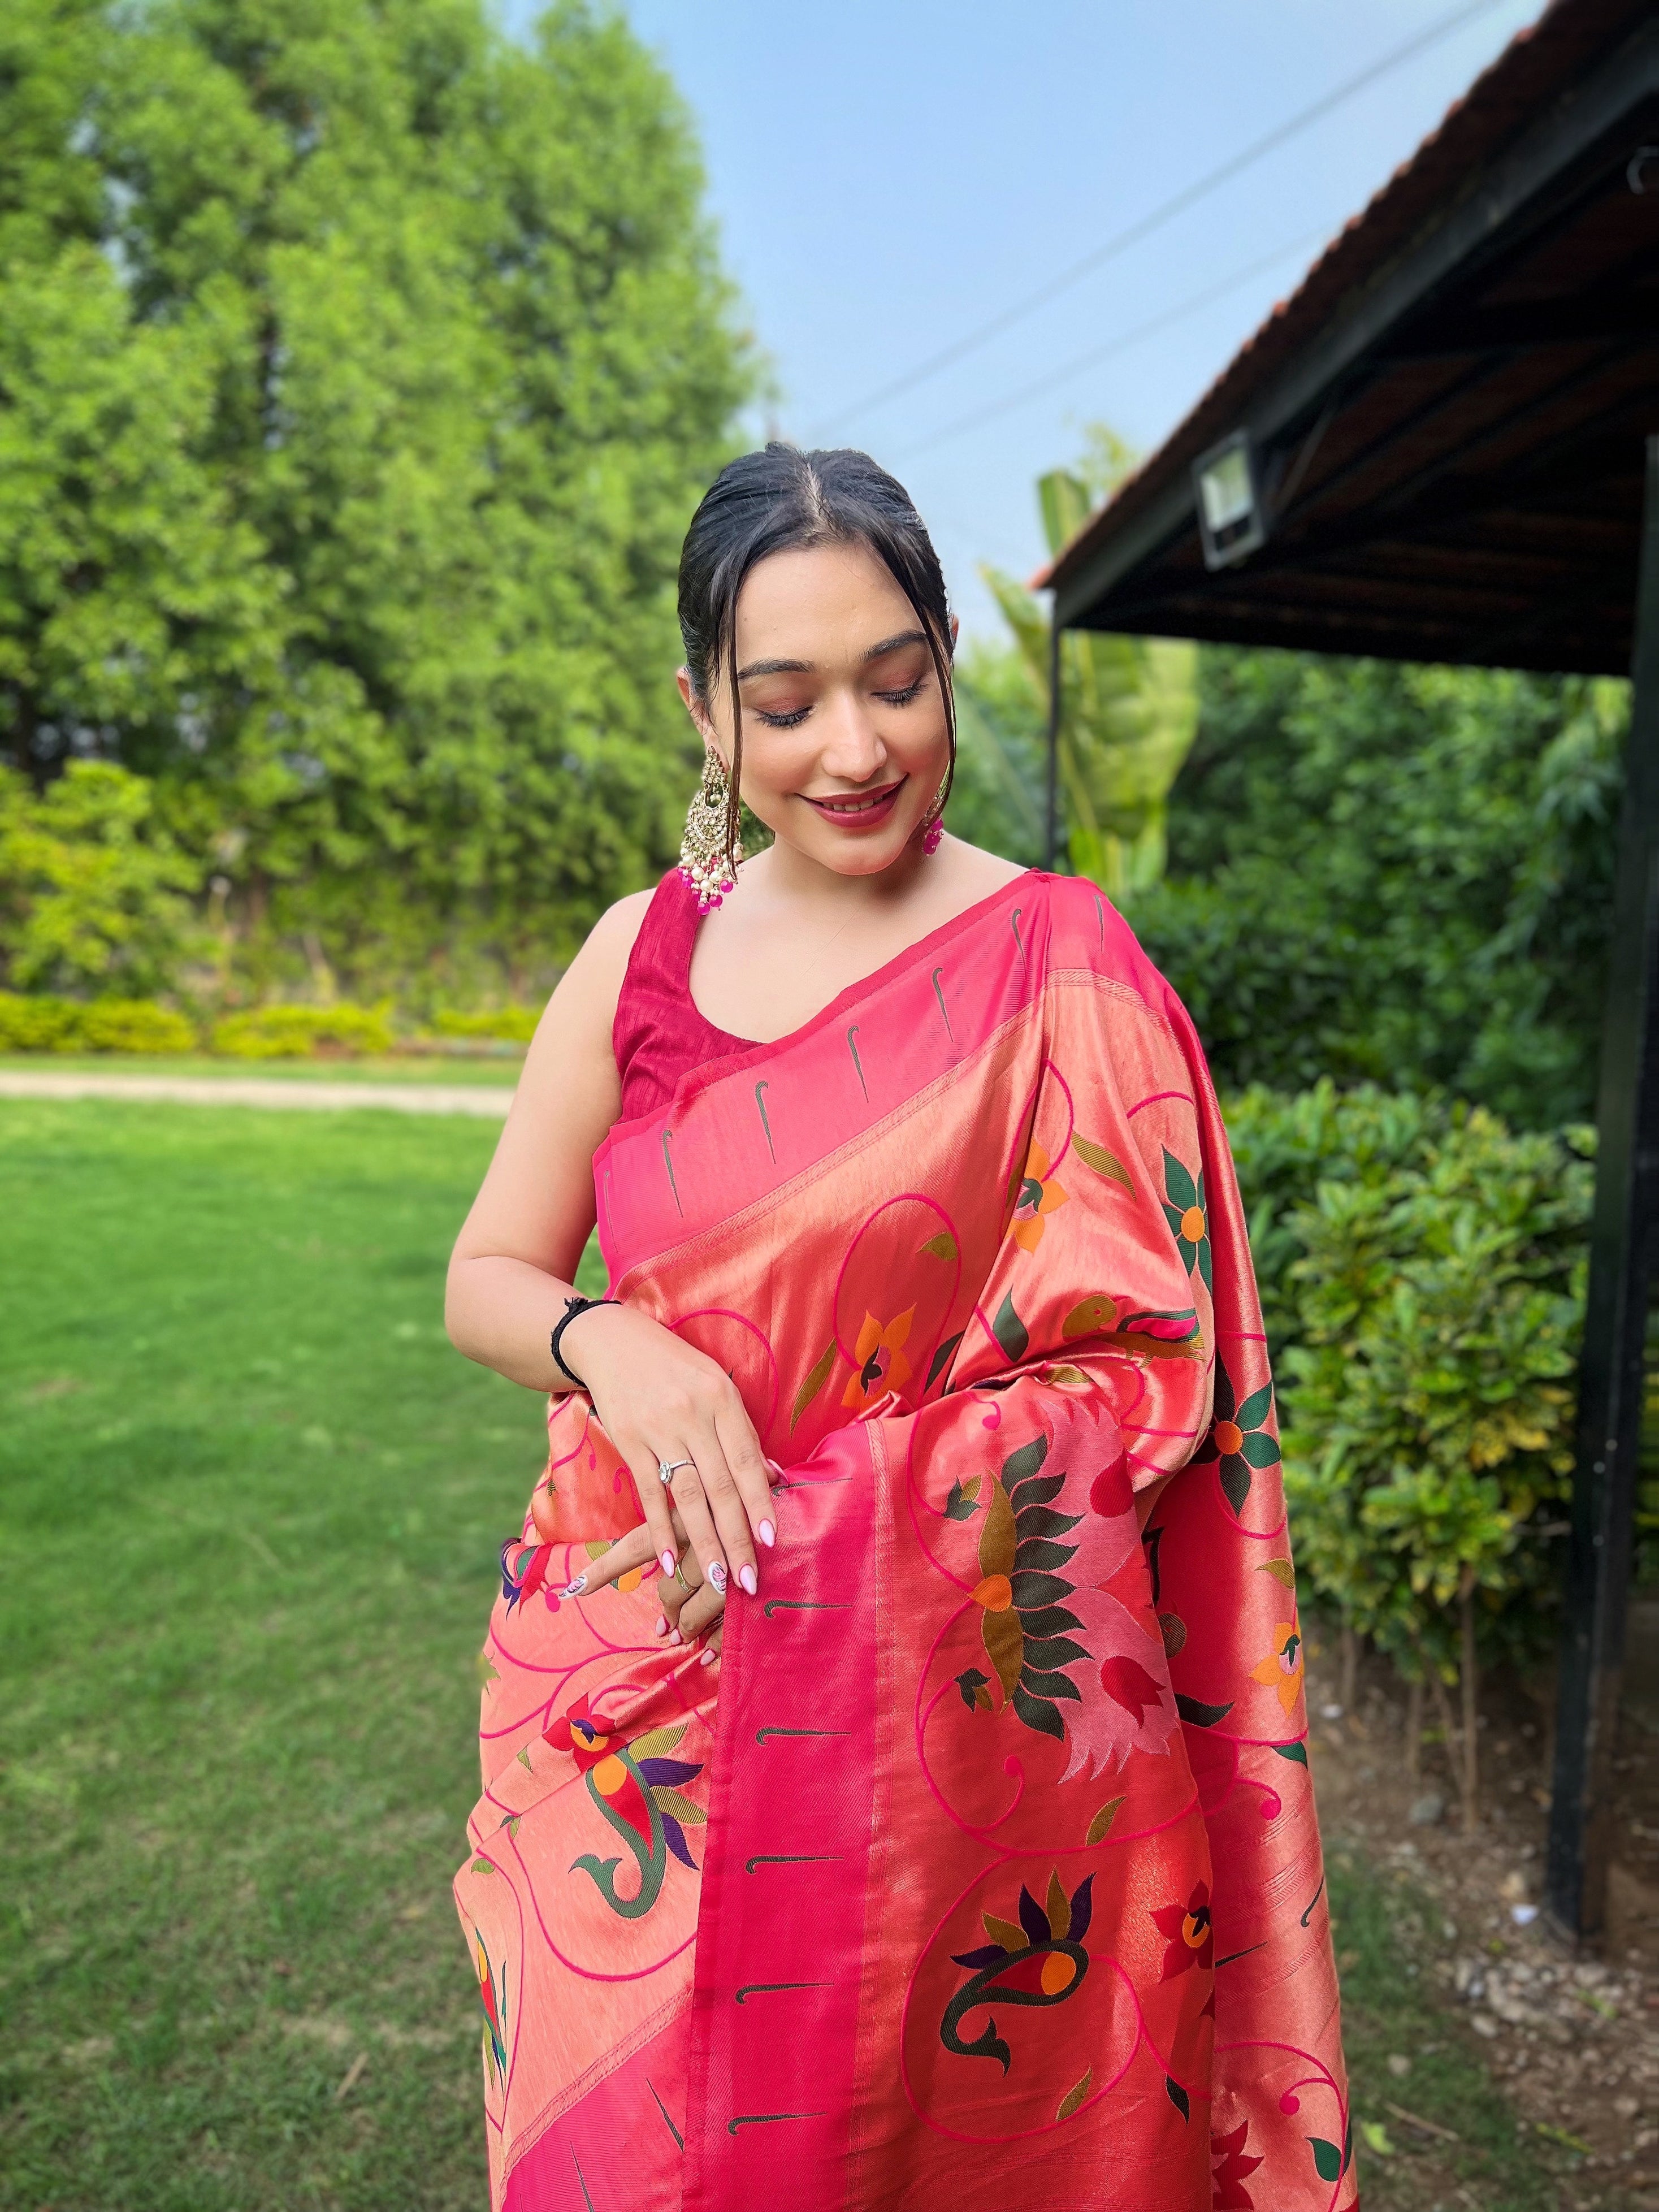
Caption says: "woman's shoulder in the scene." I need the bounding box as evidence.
[545,879,667,1036]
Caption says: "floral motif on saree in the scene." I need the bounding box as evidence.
[455,872,1354,2211]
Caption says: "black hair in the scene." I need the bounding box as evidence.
[676,443,956,865]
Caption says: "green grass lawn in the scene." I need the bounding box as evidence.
[0,1100,535,2211]
[0,1100,1557,2212]
[0,1054,522,1085]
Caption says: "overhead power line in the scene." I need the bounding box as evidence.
[891,224,1331,463]
[809,0,1516,440]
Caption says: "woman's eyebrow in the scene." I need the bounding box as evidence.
[735,655,813,681]
[861,628,928,662]
[734,629,928,682]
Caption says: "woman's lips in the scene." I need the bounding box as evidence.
[800,778,905,830]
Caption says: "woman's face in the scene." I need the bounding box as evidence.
[678,538,952,878]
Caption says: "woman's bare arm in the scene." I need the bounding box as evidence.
[444,890,648,1389]
[443,886,775,1617]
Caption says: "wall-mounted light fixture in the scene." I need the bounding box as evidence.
[1193,430,1267,570]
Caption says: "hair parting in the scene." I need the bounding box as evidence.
[677,443,956,867]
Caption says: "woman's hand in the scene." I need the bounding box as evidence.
[558,1300,777,1601]
[573,1525,734,1674]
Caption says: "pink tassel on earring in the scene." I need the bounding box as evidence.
[921,818,944,855]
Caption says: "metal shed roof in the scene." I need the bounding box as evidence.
[1043,0,1659,675]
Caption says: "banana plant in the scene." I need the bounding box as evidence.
[982,469,1198,901]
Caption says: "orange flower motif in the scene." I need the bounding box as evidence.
[842,1305,915,1408]
[1011,1141,1069,1252]
[1250,1618,1305,1715]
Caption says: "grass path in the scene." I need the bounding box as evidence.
[0,1100,1554,2210]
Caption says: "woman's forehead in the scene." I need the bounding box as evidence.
[733,540,919,665]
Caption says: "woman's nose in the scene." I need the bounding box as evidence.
[816,690,887,783]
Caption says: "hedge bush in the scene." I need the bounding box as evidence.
[430,1008,540,1044]
[208,1005,396,1059]
[1225,1083,1594,1824]
[0,993,195,1054]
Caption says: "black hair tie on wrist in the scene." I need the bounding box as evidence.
[551,1295,618,1392]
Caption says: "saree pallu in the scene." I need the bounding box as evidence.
[456,872,1354,2212]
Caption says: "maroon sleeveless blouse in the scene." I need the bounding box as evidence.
[613,869,751,1122]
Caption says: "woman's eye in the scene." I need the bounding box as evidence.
[755,705,811,729]
[874,678,926,708]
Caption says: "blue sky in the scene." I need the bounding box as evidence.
[501,0,1544,639]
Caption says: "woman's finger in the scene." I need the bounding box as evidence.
[685,1419,759,1598]
[616,1429,683,1581]
[662,1456,731,1603]
[675,1578,726,1643]
[714,1397,780,1553]
[699,1620,724,1676]
[561,1518,657,1598]
[653,1546,703,1640]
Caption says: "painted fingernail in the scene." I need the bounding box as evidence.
[707,1560,728,1596]
[758,1519,776,1548]
[700,1648,717,1668]
[765,1457,785,1479]
[739,1564,757,1597]
[653,1616,668,1636]
[660,1550,677,1577]
[668,1629,682,1645]
[561,1574,587,1598]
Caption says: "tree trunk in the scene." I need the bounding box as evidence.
[1459,1579,1480,1836]
[1405,1674,1424,1785]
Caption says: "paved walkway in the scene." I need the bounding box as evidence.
[0,1070,514,1118]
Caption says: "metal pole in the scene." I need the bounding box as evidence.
[1044,609,1062,871]
[1545,432,1659,1941]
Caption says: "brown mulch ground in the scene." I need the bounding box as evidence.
[1304,1601,1659,2209]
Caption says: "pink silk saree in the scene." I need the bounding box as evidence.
[455,871,1354,2212]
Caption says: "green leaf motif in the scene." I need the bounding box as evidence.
[926,1331,964,1390]
[1020,1665,1081,1702]
[992,1291,1028,1363]
[1220,1460,1252,1517]
[1236,1380,1275,1429]
[1163,1148,1198,1212]
[943,1474,982,1522]
[1166,2076,1190,2122]
[471,1856,496,1875]
[1241,1430,1282,1469]
[791,1340,837,1431]
[1310,2138,1342,2183]
[1010,1685,1065,1741]
[1002,1433,1048,1487]
[1175,1693,1234,1728]
[1271,1741,1309,1766]
[955,1666,993,1712]
[1072,1135,1134,1192]
[920,1230,958,1261]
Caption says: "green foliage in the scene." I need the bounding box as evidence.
[0,989,194,1051]
[0,761,200,993]
[982,457,1198,898]
[0,0,752,992]
[1139,654,1623,1128]
[944,639,1048,867]
[210,1002,395,1058]
[430,1006,539,1043]
[1224,1084,1593,1677]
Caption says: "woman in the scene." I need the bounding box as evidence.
[447,445,1353,2212]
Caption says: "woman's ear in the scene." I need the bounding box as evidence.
[677,666,711,739]
[948,613,960,651]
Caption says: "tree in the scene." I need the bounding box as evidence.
[1135,653,1623,1128]
[0,760,200,993]
[0,0,752,995]
[981,444,1199,898]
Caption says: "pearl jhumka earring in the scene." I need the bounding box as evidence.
[679,747,740,912]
